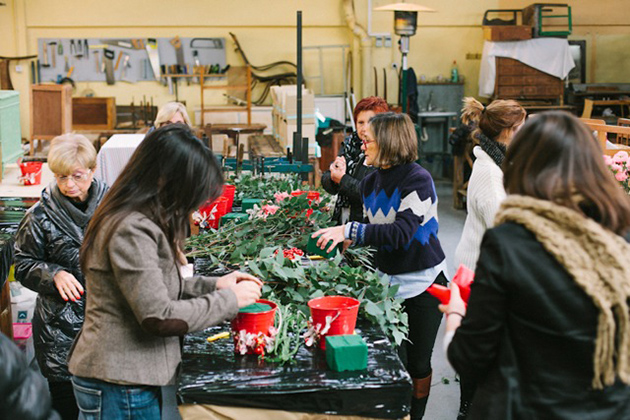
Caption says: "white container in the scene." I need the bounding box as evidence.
[10,281,38,324]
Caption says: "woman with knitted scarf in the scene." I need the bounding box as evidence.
[454,97,526,273]
[452,97,525,419]
[443,112,630,419]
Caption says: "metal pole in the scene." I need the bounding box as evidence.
[297,11,302,160]
[400,35,410,113]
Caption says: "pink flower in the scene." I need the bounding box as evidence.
[603,155,613,166]
[611,163,622,173]
[612,151,629,164]
[261,204,279,216]
[615,171,628,182]
[274,192,290,203]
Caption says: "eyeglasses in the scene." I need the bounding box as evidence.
[361,138,376,146]
[55,170,92,184]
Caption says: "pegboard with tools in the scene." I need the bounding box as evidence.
[36,37,227,85]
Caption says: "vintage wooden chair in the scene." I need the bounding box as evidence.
[617,118,630,146]
[582,120,630,156]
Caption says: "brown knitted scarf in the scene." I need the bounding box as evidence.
[495,195,630,389]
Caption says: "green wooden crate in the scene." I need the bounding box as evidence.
[220,212,249,226]
[241,198,262,211]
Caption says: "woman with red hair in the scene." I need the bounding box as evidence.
[321,96,389,224]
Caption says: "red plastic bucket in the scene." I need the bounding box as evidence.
[231,299,277,354]
[308,296,360,349]
[198,196,229,229]
[18,161,43,186]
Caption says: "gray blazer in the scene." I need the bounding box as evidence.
[68,212,238,386]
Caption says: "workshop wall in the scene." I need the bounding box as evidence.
[5,0,351,138]
[2,0,630,141]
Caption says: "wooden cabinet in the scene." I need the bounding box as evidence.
[72,97,116,130]
[30,84,72,156]
[0,91,23,179]
[495,58,563,101]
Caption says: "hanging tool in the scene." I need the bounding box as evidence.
[192,50,201,83]
[170,36,189,86]
[131,39,145,50]
[76,39,82,57]
[190,38,223,49]
[48,42,57,68]
[93,50,100,73]
[58,41,63,55]
[83,39,89,58]
[145,38,160,81]
[30,60,36,84]
[70,40,76,56]
[120,53,132,83]
[373,67,378,97]
[114,51,123,71]
[101,39,134,49]
[64,56,69,72]
[103,48,115,85]
[42,43,50,67]
[383,68,388,103]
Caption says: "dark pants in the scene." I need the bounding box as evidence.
[49,380,79,420]
[398,276,446,379]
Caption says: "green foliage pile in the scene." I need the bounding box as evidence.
[185,175,408,346]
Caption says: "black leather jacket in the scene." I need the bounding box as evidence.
[14,179,108,382]
[321,132,375,224]
[0,331,60,419]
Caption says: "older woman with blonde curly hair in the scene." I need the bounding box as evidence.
[14,134,109,420]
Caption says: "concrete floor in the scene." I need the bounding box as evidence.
[423,180,467,420]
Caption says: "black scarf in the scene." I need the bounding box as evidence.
[478,132,507,168]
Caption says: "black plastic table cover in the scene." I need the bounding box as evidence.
[177,318,412,419]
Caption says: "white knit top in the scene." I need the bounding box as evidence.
[454,146,507,271]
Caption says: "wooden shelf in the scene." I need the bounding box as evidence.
[202,85,249,90]
[160,73,227,78]
[200,66,252,126]
[201,106,249,112]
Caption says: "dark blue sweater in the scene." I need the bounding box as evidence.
[348,163,445,275]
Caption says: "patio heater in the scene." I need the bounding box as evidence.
[374,2,435,113]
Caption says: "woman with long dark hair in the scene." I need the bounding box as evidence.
[443,112,630,419]
[68,124,262,419]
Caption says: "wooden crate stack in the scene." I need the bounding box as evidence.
[270,85,316,153]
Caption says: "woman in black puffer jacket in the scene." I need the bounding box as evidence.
[14,134,108,420]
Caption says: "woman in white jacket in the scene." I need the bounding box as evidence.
[452,97,525,420]
[454,98,525,272]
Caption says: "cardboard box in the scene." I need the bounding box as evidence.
[270,85,315,116]
[483,25,532,41]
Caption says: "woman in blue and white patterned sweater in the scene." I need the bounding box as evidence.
[314,112,448,420]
